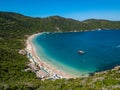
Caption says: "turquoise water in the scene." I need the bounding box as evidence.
[32,30,120,76]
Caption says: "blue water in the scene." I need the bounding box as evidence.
[32,30,120,76]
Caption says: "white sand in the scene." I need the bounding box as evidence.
[26,33,76,79]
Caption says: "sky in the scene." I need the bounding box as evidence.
[0,0,120,21]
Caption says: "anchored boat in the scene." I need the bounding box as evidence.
[78,50,85,55]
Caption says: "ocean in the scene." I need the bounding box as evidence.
[32,30,120,76]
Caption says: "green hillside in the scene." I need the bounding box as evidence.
[0,12,120,90]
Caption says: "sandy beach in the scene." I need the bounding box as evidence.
[26,33,76,79]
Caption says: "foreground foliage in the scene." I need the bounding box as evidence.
[0,12,120,90]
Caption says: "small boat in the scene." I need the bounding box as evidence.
[78,50,85,55]
[98,28,101,31]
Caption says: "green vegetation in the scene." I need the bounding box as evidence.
[0,11,120,90]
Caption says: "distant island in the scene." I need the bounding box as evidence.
[0,11,120,90]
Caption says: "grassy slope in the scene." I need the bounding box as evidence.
[0,12,120,90]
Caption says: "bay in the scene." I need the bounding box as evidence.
[32,30,120,76]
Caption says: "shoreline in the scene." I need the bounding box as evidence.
[26,32,76,79]
[25,31,120,79]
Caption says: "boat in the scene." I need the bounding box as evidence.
[98,28,101,31]
[78,50,85,55]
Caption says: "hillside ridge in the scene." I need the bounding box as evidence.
[0,11,120,90]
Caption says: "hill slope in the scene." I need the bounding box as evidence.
[0,12,120,90]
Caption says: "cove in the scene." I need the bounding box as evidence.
[32,30,120,76]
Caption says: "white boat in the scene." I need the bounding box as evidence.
[78,50,85,54]
[98,28,101,31]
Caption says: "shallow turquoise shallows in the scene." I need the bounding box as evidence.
[32,30,120,76]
